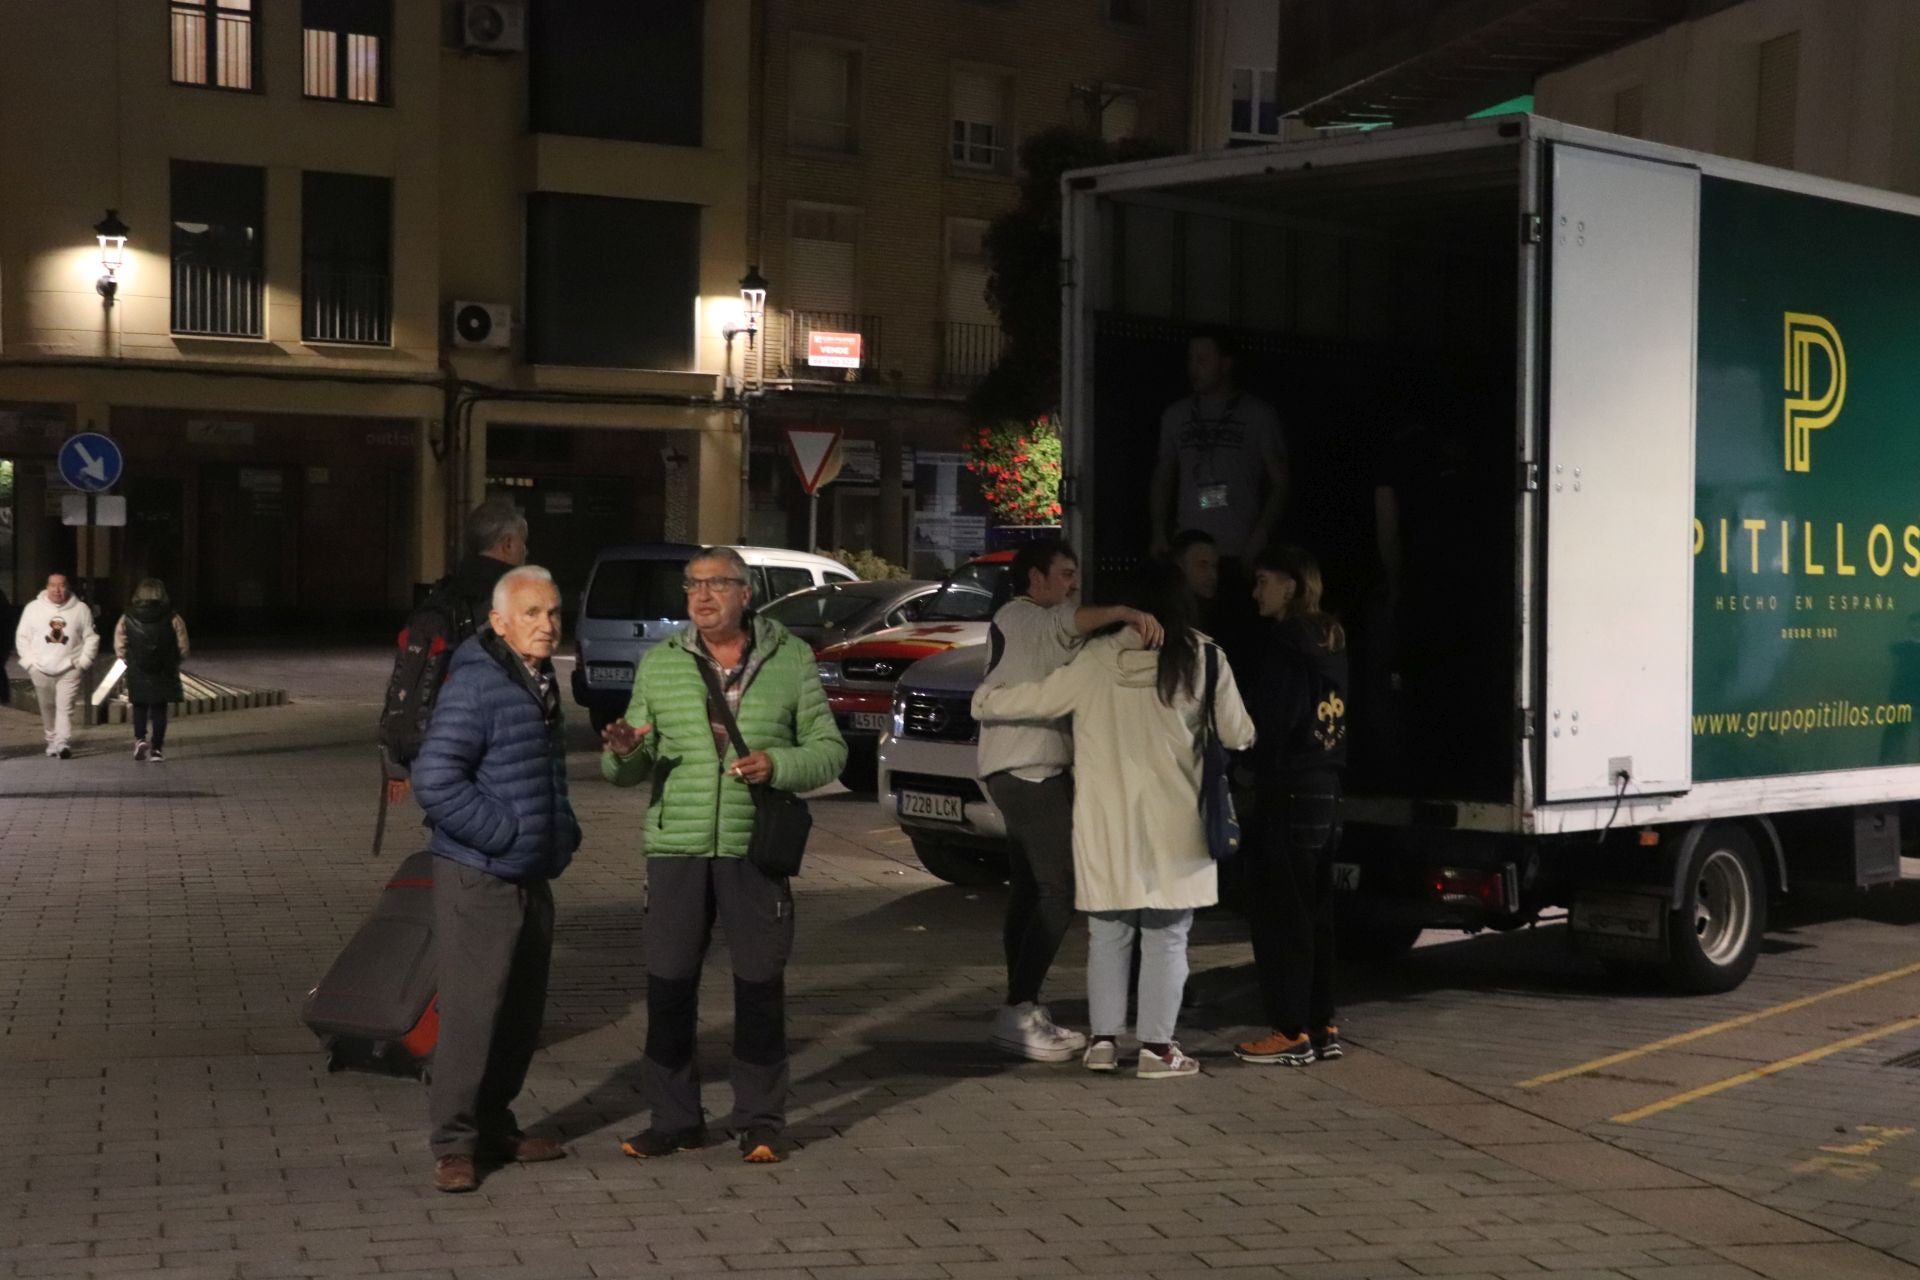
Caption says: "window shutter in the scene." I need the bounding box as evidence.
[791,43,851,148]
[945,221,994,324]
[1754,32,1799,167]
[789,209,858,313]
[952,70,1003,126]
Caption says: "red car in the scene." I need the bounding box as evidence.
[815,551,1013,790]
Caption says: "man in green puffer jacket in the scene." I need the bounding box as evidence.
[601,546,846,1165]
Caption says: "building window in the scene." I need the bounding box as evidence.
[170,160,266,338]
[303,0,391,105]
[788,206,859,313]
[1612,84,1645,139]
[531,0,704,147]
[526,194,700,369]
[1230,67,1279,139]
[791,40,859,153]
[951,70,1011,172]
[170,0,257,92]
[1755,31,1799,168]
[302,172,392,346]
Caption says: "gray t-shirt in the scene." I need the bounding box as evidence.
[975,598,1080,780]
[1157,390,1284,558]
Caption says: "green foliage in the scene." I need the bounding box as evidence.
[822,547,911,581]
[970,128,1177,423]
[965,417,1063,525]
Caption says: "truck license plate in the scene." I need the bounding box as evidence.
[850,712,888,732]
[1331,862,1361,891]
[588,663,635,684]
[898,790,963,823]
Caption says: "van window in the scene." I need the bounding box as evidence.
[585,558,689,620]
[764,566,815,601]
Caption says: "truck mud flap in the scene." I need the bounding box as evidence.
[1569,887,1667,962]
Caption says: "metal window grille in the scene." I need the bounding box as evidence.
[170,161,266,338]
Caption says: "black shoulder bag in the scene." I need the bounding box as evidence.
[696,661,812,877]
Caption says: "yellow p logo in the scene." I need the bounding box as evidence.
[1784,312,1845,473]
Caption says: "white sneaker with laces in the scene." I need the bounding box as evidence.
[991,1002,1089,1062]
[1083,1040,1120,1072]
[1137,1044,1201,1079]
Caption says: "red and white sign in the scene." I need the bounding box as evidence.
[806,330,863,369]
[785,428,845,495]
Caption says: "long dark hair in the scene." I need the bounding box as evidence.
[1132,562,1201,707]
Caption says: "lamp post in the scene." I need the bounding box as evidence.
[726,266,771,541]
[93,209,130,305]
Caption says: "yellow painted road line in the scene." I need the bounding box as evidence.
[1517,959,1920,1089]
[1610,1013,1920,1124]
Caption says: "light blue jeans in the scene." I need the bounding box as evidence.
[1086,908,1194,1045]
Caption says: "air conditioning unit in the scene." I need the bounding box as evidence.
[459,2,526,54]
[451,301,513,350]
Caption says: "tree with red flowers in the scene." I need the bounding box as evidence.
[965,417,1064,525]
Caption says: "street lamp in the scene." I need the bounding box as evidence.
[738,265,769,342]
[93,209,129,305]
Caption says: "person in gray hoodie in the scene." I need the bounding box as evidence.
[15,574,99,759]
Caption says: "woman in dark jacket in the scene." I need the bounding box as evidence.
[1233,546,1350,1068]
[115,578,189,762]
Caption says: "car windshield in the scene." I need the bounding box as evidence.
[584,558,689,620]
[761,587,874,629]
[917,563,1006,622]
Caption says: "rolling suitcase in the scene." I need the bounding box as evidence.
[303,850,440,1080]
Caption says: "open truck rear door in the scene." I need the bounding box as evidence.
[1541,145,1699,803]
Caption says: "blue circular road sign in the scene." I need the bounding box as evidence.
[58,432,124,493]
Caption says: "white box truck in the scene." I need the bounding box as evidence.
[1058,115,1915,992]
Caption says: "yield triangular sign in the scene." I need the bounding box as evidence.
[785,428,844,495]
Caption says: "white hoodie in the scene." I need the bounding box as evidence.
[15,591,99,678]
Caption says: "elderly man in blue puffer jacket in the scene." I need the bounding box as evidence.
[411,564,582,1194]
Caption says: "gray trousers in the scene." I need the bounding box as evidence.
[642,856,795,1135]
[429,863,554,1158]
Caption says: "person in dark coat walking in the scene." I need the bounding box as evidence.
[115,578,189,762]
[411,565,581,1193]
[1232,546,1351,1068]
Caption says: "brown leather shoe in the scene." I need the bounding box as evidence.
[434,1154,478,1193]
[498,1135,566,1163]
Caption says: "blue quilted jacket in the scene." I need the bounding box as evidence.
[413,631,581,881]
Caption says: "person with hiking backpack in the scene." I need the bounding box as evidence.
[374,500,529,849]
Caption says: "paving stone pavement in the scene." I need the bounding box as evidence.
[2,649,1918,1280]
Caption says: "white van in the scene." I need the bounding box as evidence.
[571,543,855,730]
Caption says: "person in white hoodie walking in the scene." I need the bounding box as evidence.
[973,564,1256,1079]
[15,574,100,759]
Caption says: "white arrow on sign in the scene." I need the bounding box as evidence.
[74,441,108,484]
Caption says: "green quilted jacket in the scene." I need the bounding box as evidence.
[601,614,848,857]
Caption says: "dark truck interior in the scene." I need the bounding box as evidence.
[1087,141,1524,803]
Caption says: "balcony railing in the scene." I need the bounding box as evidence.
[781,310,883,381]
[171,255,264,338]
[302,266,392,346]
[939,321,1006,389]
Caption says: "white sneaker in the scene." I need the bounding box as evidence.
[991,1003,1089,1062]
[1137,1044,1201,1079]
[134,740,151,762]
[1083,1040,1120,1072]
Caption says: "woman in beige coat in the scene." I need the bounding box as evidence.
[972,565,1256,1078]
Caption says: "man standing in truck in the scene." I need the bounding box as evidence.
[1149,330,1288,580]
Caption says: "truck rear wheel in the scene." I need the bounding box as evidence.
[909,835,1006,887]
[1665,824,1766,994]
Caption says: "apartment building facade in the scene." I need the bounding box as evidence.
[1533,0,1920,196]
[743,0,1194,572]
[0,0,751,629]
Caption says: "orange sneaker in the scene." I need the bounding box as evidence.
[1234,1031,1315,1066]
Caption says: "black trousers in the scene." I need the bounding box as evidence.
[1247,770,1340,1037]
[642,856,795,1135]
[429,864,555,1158]
[985,773,1077,1007]
[132,702,169,750]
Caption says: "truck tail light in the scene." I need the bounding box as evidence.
[1429,866,1505,909]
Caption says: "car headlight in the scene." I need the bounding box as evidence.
[816,661,843,686]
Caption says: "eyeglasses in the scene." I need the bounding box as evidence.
[683,576,748,595]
